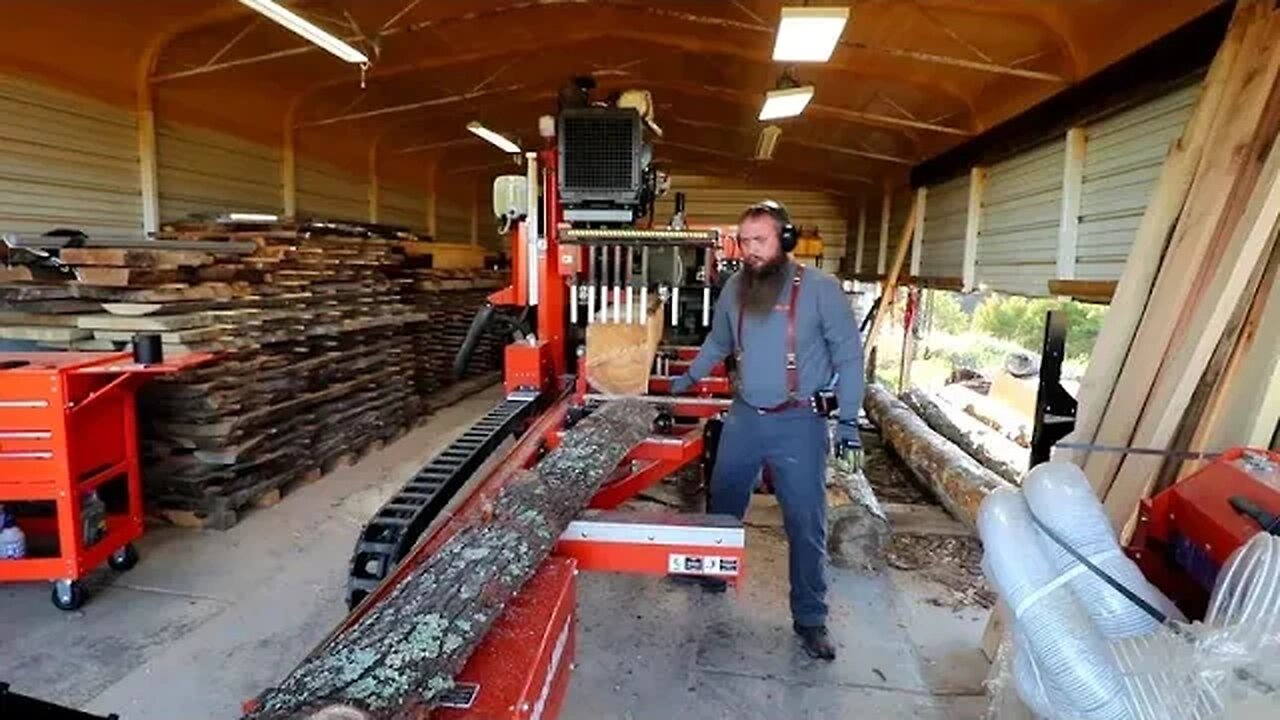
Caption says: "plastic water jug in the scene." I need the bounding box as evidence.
[0,505,26,560]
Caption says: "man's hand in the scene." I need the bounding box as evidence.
[670,374,694,395]
[832,420,863,472]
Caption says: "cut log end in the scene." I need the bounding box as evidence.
[826,464,891,573]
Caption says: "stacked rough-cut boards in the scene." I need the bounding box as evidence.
[0,222,506,530]
[1063,0,1280,535]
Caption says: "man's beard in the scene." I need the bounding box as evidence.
[739,253,789,316]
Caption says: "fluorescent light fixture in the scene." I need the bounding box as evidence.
[466,121,521,154]
[773,7,850,62]
[755,125,782,160]
[238,0,369,64]
[758,85,814,121]
[224,212,279,223]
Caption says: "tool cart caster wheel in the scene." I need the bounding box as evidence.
[51,579,87,611]
[109,543,140,572]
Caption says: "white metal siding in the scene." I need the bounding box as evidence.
[920,174,968,279]
[883,188,913,272]
[297,158,369,222]
[976,138,1064,296]
[1077,82,1200,280]
[861,199,883,276]
[381,183,424,231]
[654,176,849,269]
[0,75,141,238]
[157,122,281,221]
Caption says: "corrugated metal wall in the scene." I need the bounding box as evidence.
[435,182,474,244]
[859,198,882,276]
[380,182,424,231]
[654,175,849,269]
[1076,82,1200,280]
[920,174,969,279]
[883,187,913,271]
[297,158,369,222]
[976,138,1064,296]
[157,122,281,222]
[0,74,142,238]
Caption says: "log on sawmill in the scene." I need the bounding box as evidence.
[864,384,1013,530]
[901,388,1029,485]
[584,298,665,395]
[245,398,657,720]
[826,459,891,572]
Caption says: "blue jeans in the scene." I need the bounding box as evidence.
[711,400,829,626]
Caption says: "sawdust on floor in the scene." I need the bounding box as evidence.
[886,534,995,610]
[861,429,932,505]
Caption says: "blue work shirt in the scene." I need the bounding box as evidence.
[684,262,864,423]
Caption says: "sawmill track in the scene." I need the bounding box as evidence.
[345,392,540,608]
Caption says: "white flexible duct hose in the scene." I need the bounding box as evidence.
[1023,462,1185,638]
[979,488,1133,719]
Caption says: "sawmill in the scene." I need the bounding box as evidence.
[1,2,1278,720]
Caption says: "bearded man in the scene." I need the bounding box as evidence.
[671,200,864,661]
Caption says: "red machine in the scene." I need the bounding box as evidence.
[0,350,208,610]
[326,115,750,717]
[1127,447,1280,620]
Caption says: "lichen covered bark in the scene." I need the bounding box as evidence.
[245,398,656,720]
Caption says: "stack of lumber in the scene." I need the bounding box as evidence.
[0,221,508,529]
[395,265,507,396]
[1063,0,1280,535]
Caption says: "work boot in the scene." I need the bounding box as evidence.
[793,622,837,661]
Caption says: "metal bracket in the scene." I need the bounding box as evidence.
[1031,310,1078,466]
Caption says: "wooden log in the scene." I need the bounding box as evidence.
[864,384,1013,530]
[902,388,1028,484]
[826,459,891,572]
[584,298,664,396]
[245,398,657,720]
[938,384,1031,448]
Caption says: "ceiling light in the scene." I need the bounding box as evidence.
[467,121,522,154]
[758,86,814,121]
[238,0,369,64]
[755,125,782,160]
[773,7,850,62]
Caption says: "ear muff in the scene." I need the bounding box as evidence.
[750,199,798,252]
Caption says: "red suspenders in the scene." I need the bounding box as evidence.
[735,265,805,411]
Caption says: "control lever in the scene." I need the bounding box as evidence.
[1229,495,1280,535]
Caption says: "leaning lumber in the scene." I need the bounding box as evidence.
[902,388,1028,484]
[864,384,1013,530]
[245,398,657,720]
[864,195,919,359]
[1065,1,1252,468]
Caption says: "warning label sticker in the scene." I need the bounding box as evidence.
[437,682,480,709]
[668,554,740,576]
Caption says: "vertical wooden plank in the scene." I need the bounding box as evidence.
[282,125,297,218]
[910,186,927,276]
[854,202,867,274]
[137,101,160,234]
[367,146,380,223]
[878,188,891,275]
[963,167,985,292]
[425,161,438,238]
[1057,127,1087,281]
[470,180,480,245]
[865,195,919,358]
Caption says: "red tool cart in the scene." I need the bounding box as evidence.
[0,351,208,610]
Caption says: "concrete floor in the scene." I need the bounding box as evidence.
[0,387,988,719]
